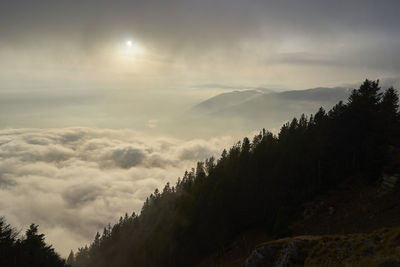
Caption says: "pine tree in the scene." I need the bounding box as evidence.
[66,250,75,266]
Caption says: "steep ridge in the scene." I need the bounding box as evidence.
[69,80,400,267]
[198,177,400,266]
[247,178,400,266]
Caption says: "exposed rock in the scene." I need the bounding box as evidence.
[243,227,400,267]
[378,174,399,196]
[243,237,314,267]
[274,240,300,267]
[242,244,278,267]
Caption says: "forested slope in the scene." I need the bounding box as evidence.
[0,218,67,267]
[71,80,400,267]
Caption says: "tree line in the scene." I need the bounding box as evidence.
[0,217,67,267]
[68,80,400,266]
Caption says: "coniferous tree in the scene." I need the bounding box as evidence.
[0,218,66,267]
[66,250,75,266]
[72,80,400,267]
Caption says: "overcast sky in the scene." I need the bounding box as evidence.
[1,0,400,130]
[1,0,400,257]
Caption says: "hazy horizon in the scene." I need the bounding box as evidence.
[1,0,400,257]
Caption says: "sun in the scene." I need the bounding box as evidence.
[116,39,145,61]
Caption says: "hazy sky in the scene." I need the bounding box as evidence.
[1,0,400,257]
[1,0,400,129]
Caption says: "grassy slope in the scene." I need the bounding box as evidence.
[244,227,400,266]
[198,178,400,266]
[291,177,400,236]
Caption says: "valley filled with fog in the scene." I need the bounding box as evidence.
[0,85,356,255]
[0,127,235,255]
[1,1,400,264]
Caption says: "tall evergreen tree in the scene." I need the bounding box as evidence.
[0,218,66,267]
[72,80,400,267]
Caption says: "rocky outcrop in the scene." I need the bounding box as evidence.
[378,174,399,196]
[243,236,317,267]
[243,244,279,267]
[243,227,400,266]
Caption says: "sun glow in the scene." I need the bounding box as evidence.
[117,39,145,61]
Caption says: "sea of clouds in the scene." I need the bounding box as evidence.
[0,127,234,256]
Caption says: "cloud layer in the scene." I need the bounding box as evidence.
[0,127,234,256]
[1,0,400,91]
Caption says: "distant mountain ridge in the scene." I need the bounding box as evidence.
[193,89,263,114]
[193,87,350,114]
[186,87,351,136]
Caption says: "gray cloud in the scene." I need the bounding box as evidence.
[0,127,234,256]
[63,184,105,208]
[1,1,399,42]
[110,147,146,169]
[0,0,399,257]
[0,0,399,132]
[1,0,399,70]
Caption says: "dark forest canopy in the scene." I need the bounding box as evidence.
[68,80,400,267]
[0,217,67,267]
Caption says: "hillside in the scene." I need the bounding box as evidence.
[192,90,264,114]
[193,87,350,115]
[185,87,350,136]
[69,80,400,267]
[196,175,400,266]
[243,226,400,266]
[291,175,400,236]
